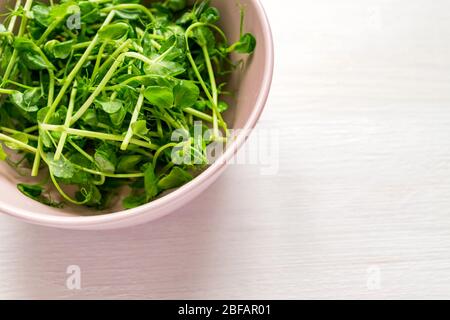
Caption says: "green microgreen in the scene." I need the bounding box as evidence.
[0,0,255,210]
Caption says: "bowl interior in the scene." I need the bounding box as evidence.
[0,0,270,218]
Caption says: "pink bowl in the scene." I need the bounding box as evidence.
[0,0,274,230]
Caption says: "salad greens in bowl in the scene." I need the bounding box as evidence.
[0,0,273,229]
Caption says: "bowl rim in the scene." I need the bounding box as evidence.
[0,0,275,228]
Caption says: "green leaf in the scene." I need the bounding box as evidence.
[157,167,193,190]
[76,184,102,206]
[45,153,76,179]
[143,163,159,201]
[164,25,186,39]
[109,106,127,127]
[37,107,48,123]
[44,40,73,59]
[193,0,210,17]
[200,7,220,23]
[234,33,256,54]
[49,2,80,21]
[14,38,54,70]
[94,144,117,174]
[17,183,62,207]
[4,133,29,150]
[177,11,194,24]
[173,80,200,109]
[79,1,101,23]
[81,109,98,126]
[31,4,51,27]
[114,10,141,20]
[217,101,229,113]
[192,26,215,50]
[144,59,185,77]
[96,98,124,114]
[166,0,187,11]
[99,22,130,41]
[193,100,208,112]
[158,35,185,61]
[122,193,146,209]
[11,88,42,112]
[117,155,143,173]
[18,183,43,198]
[64,154,91,184]
[24,53,49,70]
[131,120,149,136]
[144,86,174,108]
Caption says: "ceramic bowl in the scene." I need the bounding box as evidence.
[0,0,274,230]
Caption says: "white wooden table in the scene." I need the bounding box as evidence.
[2,0,450,299]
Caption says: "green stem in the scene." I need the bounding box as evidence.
[24,125,39,133]
[92,39,132,82]
[239,4,246,37]
[156,118,163,138]
[2,80,35,90]
[72,41,91,50]
[183,107,214,123]
[67,138,93,162]
[91,42,108,82]
[159,161,174,176]
[66,139,108,184]
[32,42,56,70]
[201,45,219,139]
[32,69,55,176]
[0,127,38,141]
[74,165,145,179]
[1,0,33,86]
[144,107,183,130]
[40,124,159,150]
[185,44,212,102]
[44,11,116,123]
[50,172,90,205]
[18,0,33,36]
[0,88,16,95]
[121,86,145,151]
[0,133,36,153]
[36,129,90,204]
[48,70,55,107]
[7,0,22,33]
[104,74,160,91]
[70,51,155,124]
[0,0,21,61]
[184,22,230,138]
[100,4,155,22]
[37,18,62,46]
[1,51,18,87]
[70,54,125,124]
[54,83,77,160]
[152,142,178,168]
[151,39,161,50]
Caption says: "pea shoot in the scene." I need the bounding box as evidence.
[0,0,256,210]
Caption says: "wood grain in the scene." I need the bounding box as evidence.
[2,0,450,299]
